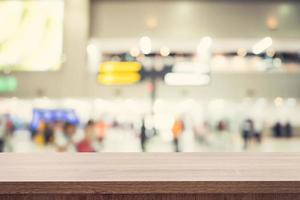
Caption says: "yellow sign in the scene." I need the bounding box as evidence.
[98,73,141,85]
[99,61,141,73]
[98,61,141,85]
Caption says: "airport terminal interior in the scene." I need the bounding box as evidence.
[0,0,300,153]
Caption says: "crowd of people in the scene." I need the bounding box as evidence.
[240,119,294,149]
[0,113,297,152]
[0,114,109,152]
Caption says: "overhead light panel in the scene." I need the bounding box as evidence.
[252,37,273,55]
[139,36,152,55]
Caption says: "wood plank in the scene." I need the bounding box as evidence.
[1,194,300,200]
[0,153,300,194]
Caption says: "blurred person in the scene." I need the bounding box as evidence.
[217,120,228,132]
[1,115,15,152]
[95,120,107,142]
[112,119,119,128]
[272,122,283,138]
[253,120,264,143]
[172,117,185,152]
[76,120,95,152]
[241,119,254,150]
[284,122,293,138]
[33,121,47,147]
[54,122,77,152]
[44,123,54,145]
[193,121,208,144]
[53,121,64,136]
[151,127,159,137]
[6,116,15,135]
[140,118,147,152]
[34,121,54,147]
[0,116,6,152]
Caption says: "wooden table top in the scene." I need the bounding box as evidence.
[0,153,300,194]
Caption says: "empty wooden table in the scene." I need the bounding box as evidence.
[0,153,300,199]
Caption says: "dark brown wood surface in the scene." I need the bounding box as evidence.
[1,194,300,200]
[0,153,300,195]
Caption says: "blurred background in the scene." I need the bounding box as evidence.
[0,0,300,152]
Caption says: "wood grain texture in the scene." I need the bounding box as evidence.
[1,181,300,194]
[1,194,300,200]
[0,153,300,194]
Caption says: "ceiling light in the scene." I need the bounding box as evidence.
[139,36,152,55]
[252,37,273,55]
